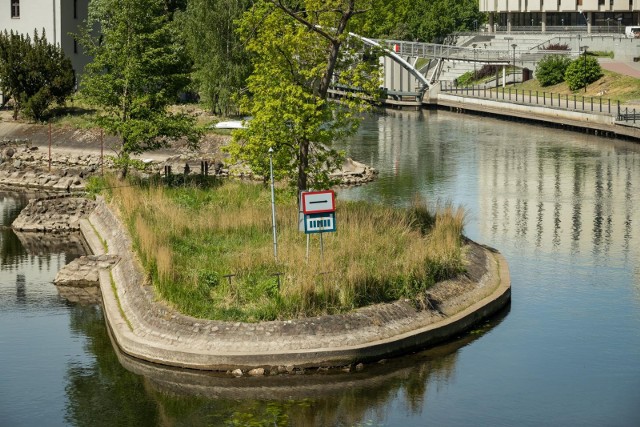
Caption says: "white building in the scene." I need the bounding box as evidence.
[479,1,640,33]
[0,0,90,81]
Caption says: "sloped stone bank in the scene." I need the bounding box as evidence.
[12,195,96,232]
[85,197,511,372]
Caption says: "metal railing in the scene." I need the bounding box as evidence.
[617,108,640,123]
[440,82,617,116]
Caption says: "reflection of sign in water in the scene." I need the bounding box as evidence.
[304,212,336,234]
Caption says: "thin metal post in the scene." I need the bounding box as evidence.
[48,122,52,172]
[100,129,104,176]
[268,148,278,262]
[320,232,324,267]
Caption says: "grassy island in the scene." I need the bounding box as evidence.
[98,178,466,322]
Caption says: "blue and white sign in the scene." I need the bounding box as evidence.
[304,212,337,234]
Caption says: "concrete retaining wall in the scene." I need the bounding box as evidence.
[85,197,511,372]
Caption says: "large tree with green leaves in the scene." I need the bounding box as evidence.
[405,0,483,43]
[178,0,252,115]
[228,0,382,193]
[79,0,199,176]
[0,30,75,121]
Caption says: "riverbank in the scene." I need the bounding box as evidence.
[428,88,640,142]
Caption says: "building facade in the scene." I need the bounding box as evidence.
[0,0,90,81]
[480,1,640,32]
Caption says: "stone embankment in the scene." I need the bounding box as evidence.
[82,196,510,373]
[1,135,378,189]
[12,195,96,232]
[54,254,119,305]
[10,191,510,373]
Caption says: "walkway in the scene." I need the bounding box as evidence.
[598,58,640,78]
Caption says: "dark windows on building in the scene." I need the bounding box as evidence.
[11,0,20,18]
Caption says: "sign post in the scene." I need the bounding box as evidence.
[300,190,337,265]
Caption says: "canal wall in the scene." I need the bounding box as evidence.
[84,197,511,372]
[433,92,640,141]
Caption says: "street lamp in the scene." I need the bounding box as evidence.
[582,46,589,93]
[511,43,517,81]
[606,17,611,33]
[618,17,622,34]
[472,43,477,77]
[473,19,478,32]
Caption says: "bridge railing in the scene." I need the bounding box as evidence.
[439,81,619,116]
[378,39,576,63]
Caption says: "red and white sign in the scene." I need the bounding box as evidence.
[301,190,336,214]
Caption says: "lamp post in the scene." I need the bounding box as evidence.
[582,46,589,93]
[473,19,478,32]
[268,147,278,262]
[511,43,517,82]
[606,17,611,33]
[472,43,477,77]
[618,17,622,34]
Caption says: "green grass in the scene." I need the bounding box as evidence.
[106,177,466,322]
[511,69,640,104]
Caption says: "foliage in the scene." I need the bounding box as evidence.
[228,0,382,193]
[456,64,500,86]
[79,0,200,177]
[542,43,569,50]
[350,0,411,39]
[0,30,75,121]
[564,55,603,91]
[110,179,466,321]
[536,55,572,87]
[404,0,483,43]
[177,0,252,115]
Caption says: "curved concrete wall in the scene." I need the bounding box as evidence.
[84,197,511,371]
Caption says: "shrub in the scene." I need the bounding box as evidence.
[564,55,603,91]
[536,55,572,86]
[542,43,570,50]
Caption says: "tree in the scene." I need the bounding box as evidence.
[405,0,483,43]
[178,0,253,115]
[0,30,75,121]
[564,55,603,92]
[79,0,200,177]
[535,55,572,87]
[228,0,382,193]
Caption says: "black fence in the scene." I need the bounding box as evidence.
[440,81,620,116]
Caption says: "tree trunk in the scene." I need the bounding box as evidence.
[297,139,309,194]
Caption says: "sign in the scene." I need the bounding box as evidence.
[301,190,336,214]
[304,212,336,234]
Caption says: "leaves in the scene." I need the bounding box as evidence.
[0,30,75,121]
[79,0,200,173]
[564,55,603,92]
[228,0,382,192]
[536,55,572,87]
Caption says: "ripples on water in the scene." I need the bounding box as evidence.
[1,110,640,426]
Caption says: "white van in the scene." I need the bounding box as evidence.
[625,26,640,38]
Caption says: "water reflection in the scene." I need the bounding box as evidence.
[100,309,507,426]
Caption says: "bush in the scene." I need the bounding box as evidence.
[564,55,603,91]
[542,43,569,50]
[536,55,572,86]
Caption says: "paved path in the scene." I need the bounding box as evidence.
[598,58,640,78]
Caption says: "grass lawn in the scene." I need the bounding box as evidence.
[99,177,466,322]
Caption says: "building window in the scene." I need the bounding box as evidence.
[74,39,78,54]
[74,0,78,19]
[11,0,20,18]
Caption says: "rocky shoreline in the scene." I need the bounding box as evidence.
[1,132,377,190]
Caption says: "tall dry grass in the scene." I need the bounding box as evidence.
[110,179,466,321]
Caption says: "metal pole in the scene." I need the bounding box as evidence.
[48,122,52,172]
[268,148,278,262]
[100,128,104,176]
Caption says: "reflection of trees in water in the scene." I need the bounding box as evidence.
[64,305,161,427]
[108,311,507,426]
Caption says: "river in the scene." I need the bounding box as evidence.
[1,110,639,426]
